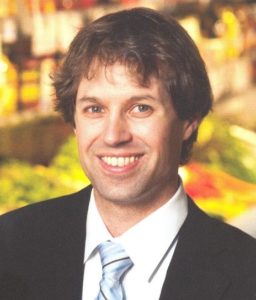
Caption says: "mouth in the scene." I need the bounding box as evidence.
[100,156,140,167]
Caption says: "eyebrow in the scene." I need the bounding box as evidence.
[76,94,158,105]
[76,96,99,104]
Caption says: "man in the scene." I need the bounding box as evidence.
[1,7,256,300]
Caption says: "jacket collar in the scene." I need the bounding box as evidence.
[159,197,230,300]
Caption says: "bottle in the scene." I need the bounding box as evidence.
[0,41,18,115]
[19,57,40,110]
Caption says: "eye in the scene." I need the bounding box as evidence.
[85,105,104,113]
[131,104,153,117]
[136,104,150,112]
[80,104,105,119]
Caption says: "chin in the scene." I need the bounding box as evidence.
[95,186,144,205]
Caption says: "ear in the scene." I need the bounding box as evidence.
[182,118,200,141]
[73,115,77,134]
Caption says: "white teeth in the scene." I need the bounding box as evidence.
[112,157,118,167]
[124,157,130,165]
[102,156,139,167]
[117,157,125,167]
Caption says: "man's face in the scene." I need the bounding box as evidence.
[74,63,196,209]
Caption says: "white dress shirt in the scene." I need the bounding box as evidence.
[82,182,188,300]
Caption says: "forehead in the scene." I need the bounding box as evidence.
[82,64,167,97]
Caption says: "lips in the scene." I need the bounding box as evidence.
[101,156,140,167]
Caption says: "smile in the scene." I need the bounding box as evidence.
[101,156,140,167]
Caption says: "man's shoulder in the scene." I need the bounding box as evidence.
[0,187,92,297]
[199,207,256,297]
[207,209,255,244]
[185,198,256,257]
[209,214,256,253]
[165,200,256,300]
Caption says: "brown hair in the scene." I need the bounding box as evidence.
[53,7,213,164]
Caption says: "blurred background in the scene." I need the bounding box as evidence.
[0,0,256,236]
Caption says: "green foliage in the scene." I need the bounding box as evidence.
[51,136,90,190]
[0,160,69,213]
[0,136,89,214]
[194,116,256,183]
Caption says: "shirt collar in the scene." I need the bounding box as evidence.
[84,182,188,280]
[84,190,112,262]
[117,182,188,280]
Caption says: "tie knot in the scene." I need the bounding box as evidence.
[98,240,133,281]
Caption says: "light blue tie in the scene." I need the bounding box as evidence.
[96,240,133,300]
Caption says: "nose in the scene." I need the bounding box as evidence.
[103,112,132,146]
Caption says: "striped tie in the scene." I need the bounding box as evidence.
[96,240,133,300]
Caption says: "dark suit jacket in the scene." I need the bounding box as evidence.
[0,185,256,300]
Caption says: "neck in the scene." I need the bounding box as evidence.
[94,182,179,237]
[97,202,155,237]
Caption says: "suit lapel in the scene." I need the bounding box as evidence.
[159,198,230,300]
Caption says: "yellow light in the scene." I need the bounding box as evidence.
[0,60,8,73]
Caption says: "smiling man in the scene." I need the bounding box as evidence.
[1,7,256,300]
[74,62,196,237]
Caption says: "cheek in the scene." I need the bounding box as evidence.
[75,119,102,148]
[74,130,92,158]
[135,122,169,154]
[132,118,164,139]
